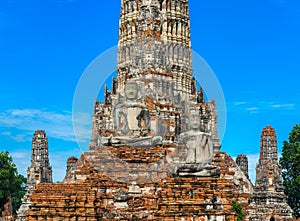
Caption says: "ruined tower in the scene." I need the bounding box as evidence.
[246,126,293,221]
[236,154,249,179]
[16,130,52,221]
[28,130,52,184]
[256,126,281,191]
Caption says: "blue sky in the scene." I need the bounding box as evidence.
[0,0,299,182]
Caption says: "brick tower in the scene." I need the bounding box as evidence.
[246,126,293,221]
[28,130,52,184]
[256,126,281,191]
[16,130,52,221]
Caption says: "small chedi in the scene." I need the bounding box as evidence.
[18,1,293,221]
[246,126,293,221]
[16,130,52,221]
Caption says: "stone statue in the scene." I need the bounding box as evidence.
[175,115,181,136]
[114,80,149,136]
[104,85,112,105]
[191,77,196,95]
[112,77,118,94]
[179,113,213,167]
[104,80,162,147]
[197,87,205,104]
[145,85,154,99]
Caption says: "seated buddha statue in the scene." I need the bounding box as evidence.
[104,80,162,147]
[178,113,213,167]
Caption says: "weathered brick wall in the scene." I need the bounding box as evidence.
[26,152,251,221]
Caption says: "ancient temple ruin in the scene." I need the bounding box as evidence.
[246,126,293,221]
[19,1,293,221]
[17,130,52,221]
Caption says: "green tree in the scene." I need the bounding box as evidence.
[280,124,300,218]
[232,200,245,221]
[0,151,26,216]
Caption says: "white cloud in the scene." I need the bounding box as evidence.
[246,107,259,111]
[271,104,295,109]
[1,131,32,142]
[245,107,260,114]
[250,102,296,111]
[229,100,296,114]
[234,101,248,106]
[0,109,92,142]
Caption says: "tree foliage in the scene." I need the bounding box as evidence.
[232,200,245,221]
[280,124,300,218]
[0,151,27,216]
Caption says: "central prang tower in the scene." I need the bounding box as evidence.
[117,0,193,102]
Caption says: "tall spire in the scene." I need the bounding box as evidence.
[247,126,293,220]
[256,126,282,190]
[30,130,52,183]
[117,0,193,99]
